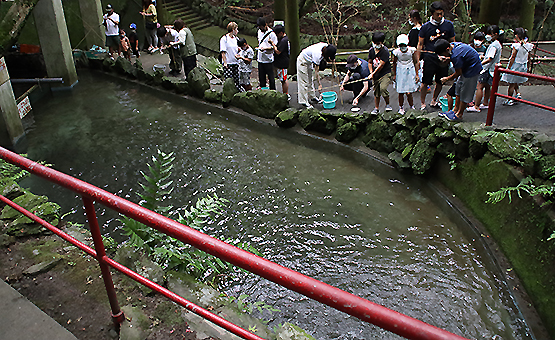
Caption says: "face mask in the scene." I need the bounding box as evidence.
[485,35,492,42]
[373,43,383,50]
[400,46,408,52]
[474,40,482,47]
[430,16,444,26]
[408,19,414,26]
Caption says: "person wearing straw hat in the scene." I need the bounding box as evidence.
[340,54,370,106]
[296,43,337,108]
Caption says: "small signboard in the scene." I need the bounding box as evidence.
[18,96,32,118]
[0,57,8,85]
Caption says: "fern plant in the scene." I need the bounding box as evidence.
[0,154,50,183]
[121,149,257,282]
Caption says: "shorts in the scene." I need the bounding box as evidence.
[478,71,493,86]
[239,71,251,86]
[373,74,391,98]
[276,68,288,82]
[421,53,448,86]
[455,74,479,104]
[447,83,456,97]
[105,35,119,49]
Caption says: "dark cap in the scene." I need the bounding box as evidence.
[323,44,337,61]
[346,54,358,69]
[106,4,112,10]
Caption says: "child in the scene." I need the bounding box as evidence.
[501,27,533,105]
[368,31,392,114]
[469,25,502,112]
[392,34,419,114]
[469,31,486,56]
[236,38,254,91]
[271,24,290,99]
[129,23,140,58]
[119,29,131,61]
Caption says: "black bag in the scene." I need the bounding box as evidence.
[145,21,157,30]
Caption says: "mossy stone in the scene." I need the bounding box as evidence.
[275,108,299,128]
[231,90,289,119]
[221,78,238,105]
[204,88,222,103]
[392,130,414,152]
[335,122,358,143]
[409,139,436,175]
[187,67,210,98]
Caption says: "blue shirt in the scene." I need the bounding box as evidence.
[450,42,482,78]
[352,58,370,79]
[419,20,455,52]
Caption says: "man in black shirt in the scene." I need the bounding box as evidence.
[415,1,455,110]
[271,25,290,99]
[368,32,392,114]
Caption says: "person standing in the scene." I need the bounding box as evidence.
[340,54,370,107]
[436,39,482,121]
[392,34,419,114]
[368,32,393,114]
[469,25,502,111]
[271,24,290,99]
[408,9,422,48]
[173,19,197,77]
[256,18,278,90]
[501,27,533,105]
[296,43,337,108]
[416,1,456,110]
[129,23,140,58]
[141,0,159,53]
[102,4,120,60]
[236,38,254,91]
[220,22,242,91]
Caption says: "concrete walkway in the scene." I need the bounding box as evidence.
[0,279,78,340]
[137,51,555,137]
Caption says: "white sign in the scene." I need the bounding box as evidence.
[273,20,284,27]
[18,96,32,118]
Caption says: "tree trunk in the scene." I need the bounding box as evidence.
[274,0,286,23]
[519,0,536,35]
[456,0,471,42]
[409,0,425,15]
[0,0,40,53]
[285,0,300,74]
[478,0,501,25]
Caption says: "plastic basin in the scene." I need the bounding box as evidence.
[322,91,337,109]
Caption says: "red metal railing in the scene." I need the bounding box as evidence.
[486,64,555,126]
[0,146,469,340]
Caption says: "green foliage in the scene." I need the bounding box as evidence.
[486,176,555,205]
[222,293,280,315]
[121,150,258,282]
[0,154,50,183]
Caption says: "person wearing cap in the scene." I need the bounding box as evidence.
[256,17,278,90]
[339,54,370,106]
[102,4,120,59]
[129,23,140,58]
[435,39,482,121]
[392,34,419,114]
[368,31,393,114]
[296,43,336,108]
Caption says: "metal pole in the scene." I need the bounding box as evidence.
[82,196,125,329]
[486,65,501,126]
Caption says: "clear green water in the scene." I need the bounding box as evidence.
[21,72,532,339]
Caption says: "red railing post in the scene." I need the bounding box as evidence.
[486,64,502,126]
[82,196,125,329]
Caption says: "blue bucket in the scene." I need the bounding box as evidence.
[261,87,270,90]
[322,91,337,109]
[439,97,449,112]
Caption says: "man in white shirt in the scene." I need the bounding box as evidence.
[103,4,120,59]
[256,17,278,90]
[296,43,336,108]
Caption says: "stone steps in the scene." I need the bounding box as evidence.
[162,0,212,31]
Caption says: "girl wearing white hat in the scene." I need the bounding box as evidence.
[392,34,420,114]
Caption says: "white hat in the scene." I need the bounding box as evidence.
[396,34,409,46]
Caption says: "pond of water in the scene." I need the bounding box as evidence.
[20,71,532,339]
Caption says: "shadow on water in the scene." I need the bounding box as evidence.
[18,70,537,340]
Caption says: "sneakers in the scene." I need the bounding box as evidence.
[420,104,427,110]
[398,108,405,115]
[429,100,441,108]
[503,99,515,106]
[479,104,489,110]
[310,97,323,104]
[439,110,462,121]
[466,106,481,112]
[371,108,380,114]
[302,103,314,109]
[516,93,522,100]
[287,94,291,101]
[410,106,416,110]
[385,105,393,112]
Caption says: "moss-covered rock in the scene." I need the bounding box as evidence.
[388,151,411,169]
[1,193,48,220]
[335,122,358,143]
[409,139,436,175]
[488,131,534,167]
[187,67,210,98]
[276,322,316,340]
[204,88,222,103]
[392,129,414,152]
[298,108,335,134]
[363,118,394,152]
[437,140,456,157]
[114,57,136,78]
[0,179,25,208]
[538,155,555,180]
[275,108,299,128]
[221,78,238,105]
[469,130,495,159]
[231,90,289,119]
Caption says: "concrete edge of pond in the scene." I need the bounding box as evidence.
[73,69,551,339]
